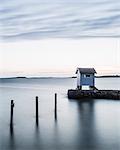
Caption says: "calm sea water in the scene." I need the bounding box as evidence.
[0,77,120,150]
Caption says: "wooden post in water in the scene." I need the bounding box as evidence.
[36,96,39,125]
[55,93,57,119]
[10,100,14,126]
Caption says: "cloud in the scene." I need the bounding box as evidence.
[0,0,120,41]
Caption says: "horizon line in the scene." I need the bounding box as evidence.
[0,74,120,79]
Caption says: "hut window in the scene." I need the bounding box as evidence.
[86,74,90,78]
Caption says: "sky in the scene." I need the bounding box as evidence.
[0,0,120,77]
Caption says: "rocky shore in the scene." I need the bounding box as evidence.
[68,89,120,100]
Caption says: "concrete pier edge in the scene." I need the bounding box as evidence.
[68,89,120,100]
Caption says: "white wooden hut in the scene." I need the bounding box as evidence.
[76,68,97,90]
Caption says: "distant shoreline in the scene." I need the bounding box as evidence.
[0,75,120,79]
[95,75,120,78]
[72,75,120,78]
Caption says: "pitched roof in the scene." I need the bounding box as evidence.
[76,68,96,74]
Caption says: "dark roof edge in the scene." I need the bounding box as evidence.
[76,68,97,74]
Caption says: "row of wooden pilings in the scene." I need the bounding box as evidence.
[10,93,57,127]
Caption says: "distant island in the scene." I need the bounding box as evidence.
[72,75,120,78]
[95,75,120,78]
[16,77,27,78]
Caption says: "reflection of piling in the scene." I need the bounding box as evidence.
[10,123,14,136]
[36,96,39,125]
[55,93,57,120]
[10,100,14,126]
